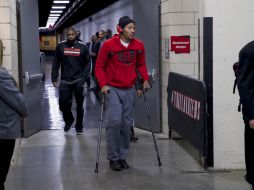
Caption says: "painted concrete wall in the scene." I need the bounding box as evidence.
[0,0,19,81]
[199,0,253,169]
[160,0,199,137]
[161,0,249,169]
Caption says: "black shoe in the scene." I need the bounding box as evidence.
[64,119,74,133]
[64,125,71,133]
[109,160,122,171]
[119,159,129,169]
[76,130,83,135]
[130,135,138,142]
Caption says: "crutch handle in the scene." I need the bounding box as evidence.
[144,88,148,92]
[102,88,110,94]
[148,80,152,88]
[143,80,152,91]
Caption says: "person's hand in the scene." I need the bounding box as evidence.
[143,80,150,91]
[136,90,143,97]
[52,81,58,88]
[90,53,96,57]
[101,85,110,94]
[249,119,254,129]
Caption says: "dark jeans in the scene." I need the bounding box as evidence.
[59,81,84,131]
[244,120,254,185]
[0,139,15,190]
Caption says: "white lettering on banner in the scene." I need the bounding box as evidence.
[176,45,187,49]
[172,41,190,45]
[170,90,201,121]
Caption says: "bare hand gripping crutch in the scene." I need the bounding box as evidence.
[95,90,110,173]
[143,83,162,166]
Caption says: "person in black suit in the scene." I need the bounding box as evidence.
[86,35,97,82]
[237,41,254,190]
[76,30,91,89]
[92,30,106,101]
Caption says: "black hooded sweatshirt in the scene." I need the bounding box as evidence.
[51,40,90,84]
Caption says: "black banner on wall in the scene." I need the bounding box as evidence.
[167,72,207,161]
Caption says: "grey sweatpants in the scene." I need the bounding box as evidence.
[105,86,135,161]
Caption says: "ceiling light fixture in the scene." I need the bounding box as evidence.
[49,14,61,16]
[53,1,70,3]
[52,6,66,9]
[50,10,63,13]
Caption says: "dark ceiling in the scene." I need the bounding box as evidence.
[38,0,53,27]
[38,0,118,30]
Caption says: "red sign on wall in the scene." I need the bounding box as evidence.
[171,36,190,54]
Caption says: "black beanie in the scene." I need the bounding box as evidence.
[118,16,135,29]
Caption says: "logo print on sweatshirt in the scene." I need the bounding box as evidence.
[117,50,135,64]
[64,47,80,56]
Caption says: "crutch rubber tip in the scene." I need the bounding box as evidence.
[158,158,162,166]
[95,163,99,173]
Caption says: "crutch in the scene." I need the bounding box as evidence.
[95,89,109,173]
[143,87,162,166]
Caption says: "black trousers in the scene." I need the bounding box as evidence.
[85,77,91,88]
[59,81,84,131]
[0,139,15,190]
[244,120,254,185]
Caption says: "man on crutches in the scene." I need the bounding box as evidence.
[95,16,150,171]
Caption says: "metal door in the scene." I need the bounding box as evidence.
[17,0,42,137]
[133,0,161,132]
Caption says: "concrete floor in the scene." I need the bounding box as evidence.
[4,57,251,190]
[5,128,251,190]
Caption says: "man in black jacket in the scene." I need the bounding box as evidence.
[237,41,254,190]
[51,27,90,135]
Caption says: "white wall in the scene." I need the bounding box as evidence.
[160,0,199,136]
[199,0,254,169]
[0,0,19,81]
[74,0,132,43]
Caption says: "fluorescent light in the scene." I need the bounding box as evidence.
[49,14,61,16]
[50,10,63,13]
[52,6,66,9]
[53,1,70,3]
[48,18,58,21]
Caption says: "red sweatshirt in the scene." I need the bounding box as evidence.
[95,34,149,88]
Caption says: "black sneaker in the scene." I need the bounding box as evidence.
[109,160,122,171]
[64,125,71,133]
[130,135,138,142]
[119,159,129,169]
